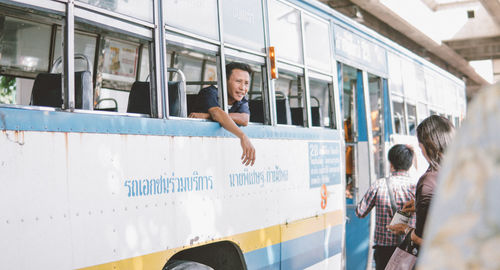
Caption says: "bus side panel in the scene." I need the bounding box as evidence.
[0,131,74,270]
[0,129,344,270]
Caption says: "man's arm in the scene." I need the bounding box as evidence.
[208,107,255,166]
[188,112,211,119]
[355,183,377,218]
[229,112,249,126]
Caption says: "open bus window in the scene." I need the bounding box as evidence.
[95,38,145,113]
[225,56,267,124]
[392,100,406,135]
[308,75,335,128]
[275,69,305,126]
[167,43,217,117]
[407,103,417,135]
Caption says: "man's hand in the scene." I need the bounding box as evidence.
[402,199,415,213]
[387,223,409,235]
[189,112,211,119]
[240,135,255,166]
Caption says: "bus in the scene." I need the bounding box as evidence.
[0,0,466,269]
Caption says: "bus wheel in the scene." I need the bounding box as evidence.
[163,260,214,270]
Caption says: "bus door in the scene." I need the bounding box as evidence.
[368,74,386,180]
[340,63,376,270]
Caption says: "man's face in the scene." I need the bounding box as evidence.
[227,68,250,104]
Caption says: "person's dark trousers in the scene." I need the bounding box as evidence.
[374,245,397,270]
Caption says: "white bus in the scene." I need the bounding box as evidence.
[0,0,465,269]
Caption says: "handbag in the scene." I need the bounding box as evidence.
[385,230,419,270]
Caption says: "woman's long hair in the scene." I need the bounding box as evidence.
[417,115,455,170]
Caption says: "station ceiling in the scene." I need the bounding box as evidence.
[321,0,500,100]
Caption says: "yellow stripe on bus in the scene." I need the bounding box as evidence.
[79,210,343,270]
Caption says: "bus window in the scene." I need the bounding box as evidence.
[222,0,265,52]
[417,102,429,124]
[368,74,384,179]
[308,75,335,128]
[95,38,143,113]
[0,16,53,106]
[0,75,16,104]
[303,14,332,72]
[269,0,303,64]
[392,99,406,135]
[275,69,305,126]
[54,29,96,77]
[0,16,52,74]
[77,0,154,23]
[226,56,267,124]
[164,0,219,40]
[407,103,417,135]
[167,44,217,116]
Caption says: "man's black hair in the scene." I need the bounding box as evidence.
[388,144,414,171]
[226,62,252,80]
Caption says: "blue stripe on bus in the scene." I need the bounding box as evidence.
[356,71,368,142]
[0,107,340,140]
[383,79,393,141]
[244,224,342,270]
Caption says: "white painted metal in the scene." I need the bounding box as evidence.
[0,131,343,269]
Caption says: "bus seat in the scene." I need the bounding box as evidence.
[311,106,321,126]
[276,97,291,125]
[290,107,321,126]
[187,94,199,116]
[30,70,93,109]
[168,81,184,117]
[291,107,304,126]
[31,53,93,110]
[249,99,264,123]
[127,81,151,114]
[31,73,63,107]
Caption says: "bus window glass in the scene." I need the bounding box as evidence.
[275,69,304,125]
[222,0,265,52]
[387,52,404,96]
[226,56,267,124]
[342,64,357,201]
[417,102,428,124]
[76,0,153,23]
[164,0,219,40]
[269,0,303,64]
[407,103,417,135]
[303,14,331,72]
[54,30,96,76]
[167,44,217,116]
[308,75,334,128]
[401,59,417,100]
[415,65,426,102]
[368,74,384,179]
[0,16,51,73]
[392,99,406,135]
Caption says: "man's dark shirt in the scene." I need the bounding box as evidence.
[194,85,249,114]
